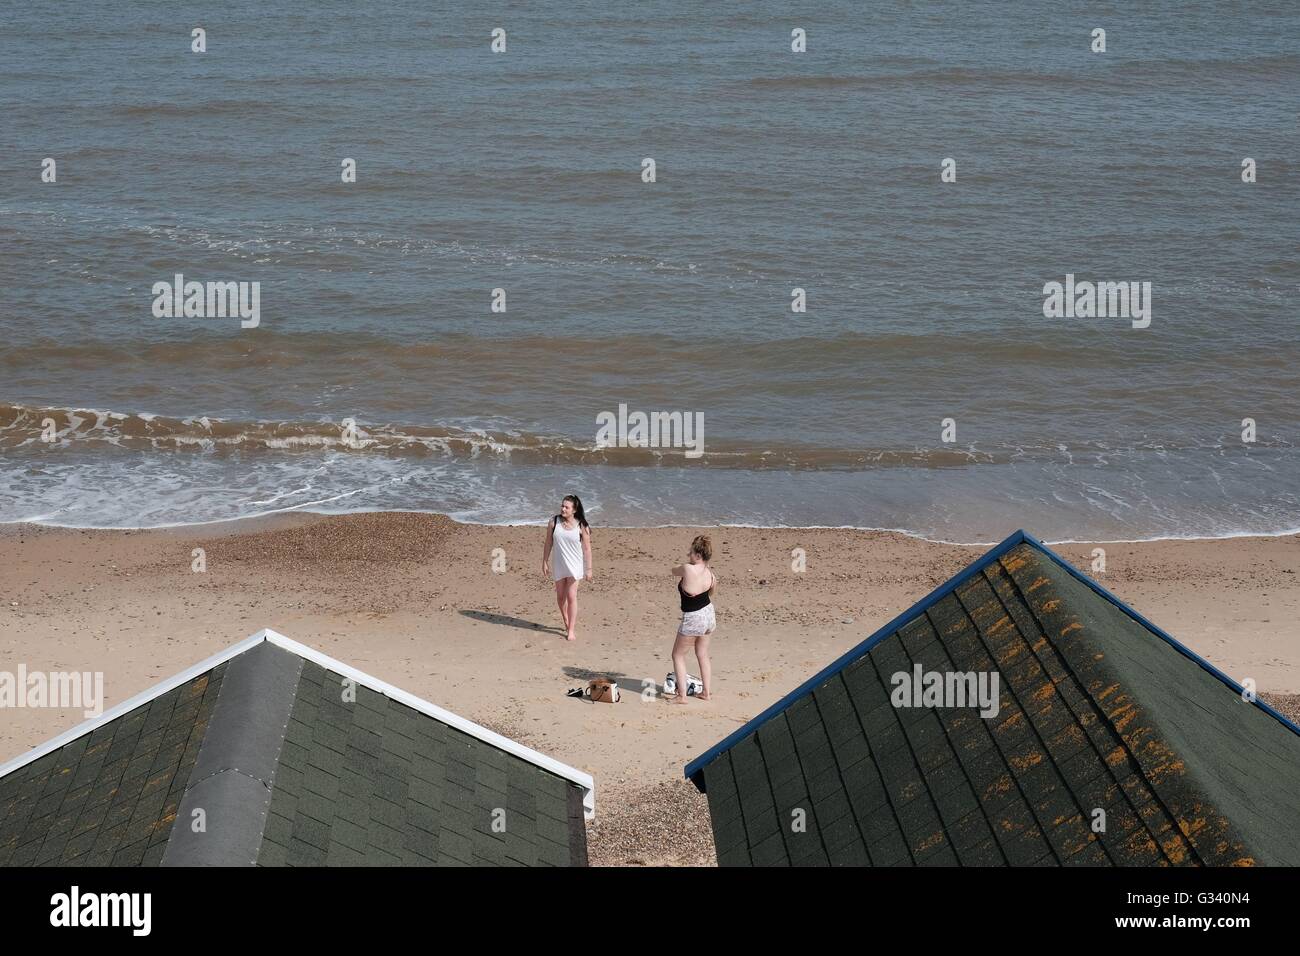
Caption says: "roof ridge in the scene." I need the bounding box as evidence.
[161,641,302,866]
[185,766,274,791]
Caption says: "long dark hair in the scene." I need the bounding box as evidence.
[560,494,590,531]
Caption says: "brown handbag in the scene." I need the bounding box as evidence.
[587,679,620,703]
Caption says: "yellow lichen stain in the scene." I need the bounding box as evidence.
[1002,553,1029,572]
[1059,621,1083,637]
[1060,837,1092,858]
[1161,834,1189,864]
[1145,756,1185,784]
[1010,752,1043,771]
[1041,598,1061,613]
[1031,683,1055,703]
[1104,745,1127,766]
[1025,575,1049,593]
[998,644,1025,667]
[1128,832,1159,858]
[1001,711,1024,729]
[1111,704,1137,732]
[916,831,945,853]
[988,615,1012,634]
[1229,857,1257,867]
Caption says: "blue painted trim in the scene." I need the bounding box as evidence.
[682,529,1030,789]
[684,528,1300,792]
[1022,532,1300,740]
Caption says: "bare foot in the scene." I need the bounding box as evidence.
[565,632,576,642]
[695,693,711,701]
[669,695,689,704]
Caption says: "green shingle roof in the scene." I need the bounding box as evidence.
[1,632,591,867]
[686,531,1300,867]
[0,666,224,866]
[258,660,583,866]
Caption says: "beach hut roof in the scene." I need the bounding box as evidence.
[0,629,593,867]
[684,530,1300,866]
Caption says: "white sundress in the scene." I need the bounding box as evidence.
[551,519,584,581]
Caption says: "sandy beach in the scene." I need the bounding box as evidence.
[2,514,1298,865]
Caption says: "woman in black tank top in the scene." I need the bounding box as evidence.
[668,534,716,703]
[679,577,712,613]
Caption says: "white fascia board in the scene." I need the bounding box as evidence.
[1,628,596,820]
[0,630,269,780]
[262,629,596,818]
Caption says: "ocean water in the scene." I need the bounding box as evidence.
[2,2,1297,541]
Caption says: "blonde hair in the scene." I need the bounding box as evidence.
[691,535,716,598]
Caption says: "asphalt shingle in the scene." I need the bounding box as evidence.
[690,536,1300,867]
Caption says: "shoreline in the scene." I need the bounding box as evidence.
[6,508,1300,550]
[3,511,1298,865]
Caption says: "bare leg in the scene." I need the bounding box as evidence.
[670,632,693,703]
[565,578,580,641]
[554,579,569,633]
[695,632,712,700]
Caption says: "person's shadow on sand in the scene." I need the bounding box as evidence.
[459,609,565,635]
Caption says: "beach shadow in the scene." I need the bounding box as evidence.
[460,609,565,634]
[562,666,664,694]
[562,667,667,704]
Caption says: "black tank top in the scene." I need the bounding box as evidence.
[679,573,713,612]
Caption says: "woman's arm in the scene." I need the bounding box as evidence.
[542,518,554,574]
[671,564,686,577]
[581,526,593,581]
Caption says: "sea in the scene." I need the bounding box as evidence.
[2,1,1297,542]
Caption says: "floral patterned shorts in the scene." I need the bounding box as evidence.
[678,604,716,637]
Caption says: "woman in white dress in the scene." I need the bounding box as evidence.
[542,494,593,641]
